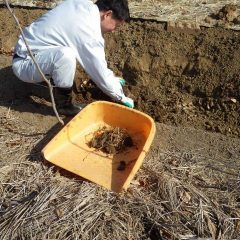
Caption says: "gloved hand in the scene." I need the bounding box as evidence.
[118,77,126,86]
[121,96,134,108]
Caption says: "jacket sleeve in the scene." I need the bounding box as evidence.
[78,38,125,101]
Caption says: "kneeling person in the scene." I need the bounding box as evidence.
[12,0,134,116]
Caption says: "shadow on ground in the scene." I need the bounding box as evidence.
[28,118,66,162]
[28,116,88,182]
[0,66,56,116]
[0,65,86,180]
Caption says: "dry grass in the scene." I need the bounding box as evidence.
[0,108,47,168]
[1,0,239,30]
[87,126,133,154]
[129,0,240,30]
[0,106,239,239]
[0,120,239,240]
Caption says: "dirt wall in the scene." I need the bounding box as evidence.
[75,21,240,137]
[0,7,239,138]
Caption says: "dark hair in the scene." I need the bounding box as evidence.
[95,0,130,22]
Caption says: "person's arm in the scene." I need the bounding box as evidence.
[78,38,134,107]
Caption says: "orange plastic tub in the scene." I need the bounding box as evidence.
[42,101,156,193]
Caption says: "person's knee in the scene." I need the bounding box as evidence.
[12,59,31,83]
[56,47,76,68]
[52,47,76,88]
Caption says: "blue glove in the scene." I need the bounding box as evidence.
[118,78,126,86]
[121,96,134,108]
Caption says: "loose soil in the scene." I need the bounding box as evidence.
[87,126,134,154]
[85,22,240,138]
[0,7,239,138]
[0,5,240,240]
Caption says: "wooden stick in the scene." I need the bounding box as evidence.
[4,0,64,125]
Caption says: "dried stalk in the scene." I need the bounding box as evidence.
[4,0,64,125]
[1,146,239,239]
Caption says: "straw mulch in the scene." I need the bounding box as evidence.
[0,146,239,239]
[0,108,239,239]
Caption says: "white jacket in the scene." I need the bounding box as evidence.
[14,0,124,101]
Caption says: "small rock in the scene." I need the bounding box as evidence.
[104,211,111,217]
[230,98,237,103]
[117,161,126,171]
[205,16,213,24]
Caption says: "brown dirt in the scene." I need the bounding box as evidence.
[87,126,134,154]
[0,7,239,138]
[75,21,240,138]
[0,5,240,239]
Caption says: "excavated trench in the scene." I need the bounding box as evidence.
[0,7,239,137]
[75,20,240,138]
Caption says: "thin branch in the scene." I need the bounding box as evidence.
[4,0,64,125]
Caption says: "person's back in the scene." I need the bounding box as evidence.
[15,0,102,65]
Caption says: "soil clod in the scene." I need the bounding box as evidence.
[117,161,127,171]
[87,127,134,154]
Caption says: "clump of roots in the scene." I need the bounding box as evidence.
[87,126,134,154]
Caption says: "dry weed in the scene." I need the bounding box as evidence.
[0,145,239,239]
[0,106,239,239]
[87,126,133,154]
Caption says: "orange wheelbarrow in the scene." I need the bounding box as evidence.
[42,101,156,193]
